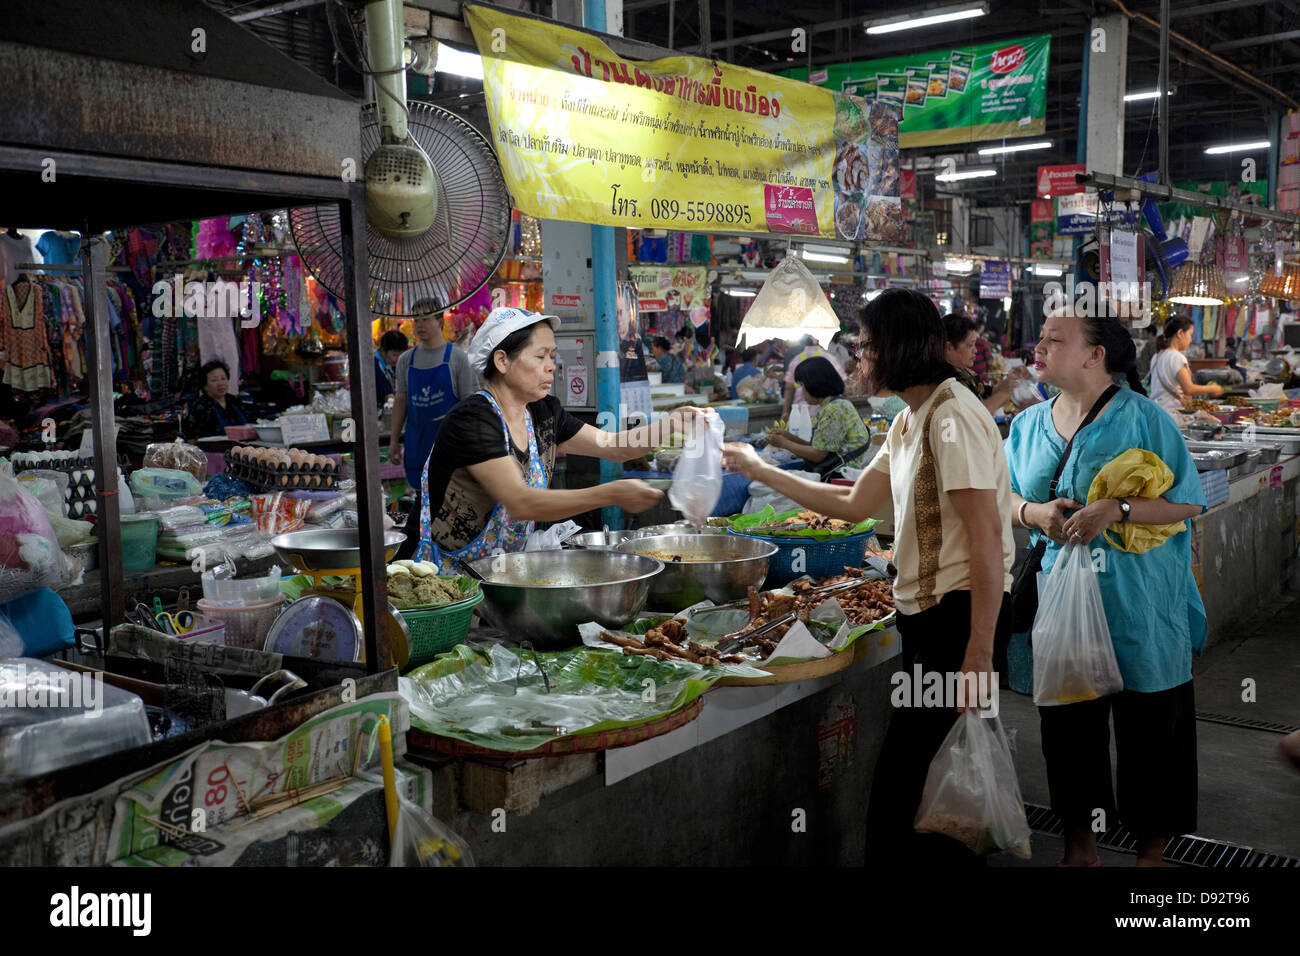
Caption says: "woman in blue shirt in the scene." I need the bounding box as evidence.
[1005,312,1206,868]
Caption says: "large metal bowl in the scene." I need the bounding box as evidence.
[269,529,407,574]
[567,530,639,550]
[466,550,664,649]
[633,522,730,537]
[617,534,778,610]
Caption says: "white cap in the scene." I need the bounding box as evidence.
[467,307,558,373]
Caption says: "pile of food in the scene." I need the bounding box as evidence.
[791,573,894,628]
[1182,399,1220,413]
[1251,409,1300,427]
[716,568,896,654]
[600,619,746,666]
[749,509,855,534]
[385,560,472,608]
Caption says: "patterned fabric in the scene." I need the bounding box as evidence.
[809,397,873,469]
[913,386,959,611]
[416,389,546,569]
[1,282,54,391]
[972,336,992,377]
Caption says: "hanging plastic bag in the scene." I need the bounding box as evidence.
[915,710,1032,859]
[1031,541,1124,705]
[0,467,65,605]
[143,439,208,482]
[668,410,724,526]
[389,793,474,867]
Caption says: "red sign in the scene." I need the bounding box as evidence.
[551,294,583,309]
[990,45,1026,75]
[1031,199,1054,223]
[900,169,916,200]
[763,184,819,235]
[1036,164,1086,198]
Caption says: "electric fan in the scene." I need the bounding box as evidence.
[289,0,511,316]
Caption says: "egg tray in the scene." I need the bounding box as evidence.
[222,452,338,493]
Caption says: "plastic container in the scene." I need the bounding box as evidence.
[0,658,152,778]
[727,529,874,589]
[225,425,258,441]
[177,615,226,646]
[201,567,282,605]
[195,597,285,649]
[120,513,159,570]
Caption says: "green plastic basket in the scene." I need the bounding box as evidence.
[397,586,484,670]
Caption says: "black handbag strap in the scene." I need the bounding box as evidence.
[816,438,876,480]
[1046,384,1118,499]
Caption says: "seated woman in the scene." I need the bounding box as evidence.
[765,356,873,471]
[183,359,250,438]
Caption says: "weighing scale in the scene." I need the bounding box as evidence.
[268,529,409,666]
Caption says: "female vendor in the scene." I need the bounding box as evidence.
[184,359,250,438]
[407,307,703,568]
[764,356,873,472]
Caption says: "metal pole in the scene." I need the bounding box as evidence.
[81,237,124,629]
[668,0,675,50]
[1158,0,1170,185]
[698,0,711,57]
[585,0,624,531]
[338,184,389,673]
[231,0,327,23]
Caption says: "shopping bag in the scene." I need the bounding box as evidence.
[668,410,724,526]
[389,793,474,867]
[1031,541,1123,705]
[914,710,1032,859]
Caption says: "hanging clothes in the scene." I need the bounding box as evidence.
[198,314,241,392]
[0,280,55,391]
[0,232,38,288]
[35,231,81,265]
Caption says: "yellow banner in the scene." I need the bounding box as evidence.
[465,5,904,242]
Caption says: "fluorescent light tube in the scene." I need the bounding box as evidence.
[935,169,997,182]
[1033,264,1063,276]
[977,140,1052,156]
[435,43,484,80]
[1124,89,1173,102]
[802,251,849,264]
[1204,140,1270,155]
[865,3,988,35]
[726,288,757,297]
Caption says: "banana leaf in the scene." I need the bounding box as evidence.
[725,506,878,540]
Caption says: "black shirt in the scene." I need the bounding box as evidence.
[425,393,585,551]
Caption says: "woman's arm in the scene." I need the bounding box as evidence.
[558,408,702,463]
[464,457,663,522]
[1175,365,1224,398]
[721,443,890,521]
[948,488,1004,694]
[1061,495,1202,543]
[388,392,407,465]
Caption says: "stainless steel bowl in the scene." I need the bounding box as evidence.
[467,550,664,649]
[269,529,407,573]
[568,530,638,550]
[633,522,729,537]
[617,533,778,610]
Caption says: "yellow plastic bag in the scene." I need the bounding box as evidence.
[1086,448,1188,554]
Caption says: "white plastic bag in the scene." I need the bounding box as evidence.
[1031,541,1124,705]
[668,411,724,526]
[0,467,65,604]
[524,520,581,551]
[915,710,1032,859]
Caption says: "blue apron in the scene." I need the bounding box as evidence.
[403,345,457,488]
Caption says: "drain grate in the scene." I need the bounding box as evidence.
[1196,712,1299,735]
[1023,803,1300,867]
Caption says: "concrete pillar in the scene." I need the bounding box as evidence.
[1085,13,1128,177]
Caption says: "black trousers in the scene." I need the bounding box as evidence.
[1039,679,1198,840]
[864,589,1013,866]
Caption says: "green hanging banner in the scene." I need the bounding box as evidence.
[783,34,1051,149]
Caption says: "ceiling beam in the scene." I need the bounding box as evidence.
[1170,0,1284,15]
[1211,28,1300,51]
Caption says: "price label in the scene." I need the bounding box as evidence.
[278,414,330,445]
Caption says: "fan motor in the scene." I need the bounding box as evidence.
[365,143,437,239]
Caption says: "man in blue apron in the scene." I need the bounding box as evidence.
[388,310,480,490]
